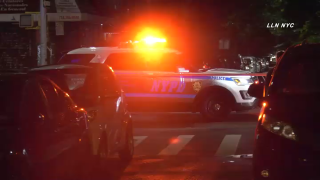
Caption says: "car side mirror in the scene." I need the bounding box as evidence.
[248,83,264,99]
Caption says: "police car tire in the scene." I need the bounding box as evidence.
[200,94,232,121]
[118,126,134,162]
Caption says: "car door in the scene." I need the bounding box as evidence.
[19,77,52,166]
[94,65,124,153]
[144,54,194,111]
[37,78,86,178]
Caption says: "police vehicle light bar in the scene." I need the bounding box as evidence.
[143,36,166,45]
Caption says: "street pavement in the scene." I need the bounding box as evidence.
[101,108,260,180]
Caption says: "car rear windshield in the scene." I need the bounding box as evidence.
[31,66,119,99]
[0,76,25,122]
[271,49,320,94]
[58,54,95,65]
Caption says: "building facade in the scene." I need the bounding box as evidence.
[0,0,122,69]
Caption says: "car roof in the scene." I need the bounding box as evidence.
[67,47,182,55]
[30,64,92,71]
[0,72,28,78]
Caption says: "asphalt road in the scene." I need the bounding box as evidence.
[99,108,260,180]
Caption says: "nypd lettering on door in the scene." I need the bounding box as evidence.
[151,80,186,93]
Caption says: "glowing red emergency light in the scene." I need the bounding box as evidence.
[143,36,166,45]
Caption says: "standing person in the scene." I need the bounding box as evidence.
[265,50,285,90]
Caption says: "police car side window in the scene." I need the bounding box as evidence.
[106,53,147,71]
[147,62,177,72]
[146,54,180,72]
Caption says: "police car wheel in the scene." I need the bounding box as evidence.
[118,127,134,162]
[201,95,231,121]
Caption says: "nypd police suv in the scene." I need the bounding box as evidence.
[57,43,258,121]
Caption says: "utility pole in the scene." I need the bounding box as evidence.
[40,0,47,66]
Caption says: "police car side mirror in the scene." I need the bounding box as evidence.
[248,83,264,99]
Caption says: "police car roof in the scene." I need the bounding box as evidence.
[67,47,182,56]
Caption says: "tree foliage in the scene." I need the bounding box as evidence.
[262,0,320,43]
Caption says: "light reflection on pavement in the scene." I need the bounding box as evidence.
[101,155,252,180]
[93,109,259,180]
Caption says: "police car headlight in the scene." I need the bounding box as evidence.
[261,115,297,141]
[232,78,249,86]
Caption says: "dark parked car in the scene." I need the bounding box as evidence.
[248,43,320,180]
[29,64,134,163]
[0,73,91,180]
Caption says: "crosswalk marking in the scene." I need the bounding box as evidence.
[215,135,241,156]
[133,136,148,147]
[158,135,195,156]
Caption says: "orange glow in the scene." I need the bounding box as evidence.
[143,36,166,45]
[261,114,266,123]
[65,93,70,97]
[171,138,179,144]
[79,108,84,111]
[135,28,166,48]
[75,105,77,108]
[258,102,267,121]
[79,139,81,142]
[255,80,259,84]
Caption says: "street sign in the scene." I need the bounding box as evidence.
[44,1,51,7]
[19,14,33,28]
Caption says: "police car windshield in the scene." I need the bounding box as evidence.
[58,54,95,65]
[271,49,320,94]
[0,76,25,123]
